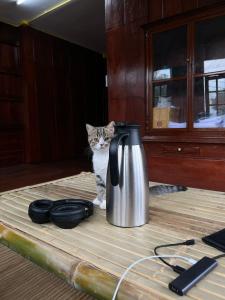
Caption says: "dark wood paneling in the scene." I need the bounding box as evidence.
[0,131,24,167]
[163,0,197,18]
[21,26,41,163]
[105,0,124,30]
[107,27,126,100]
[124,0,148,23]
[197,0,224,8]
[0,101,23,128]
[0,74,22,98]
[21,26,106,164]
[148,0,163,22]
[0,22,24,166]
[146,152,225,191]
[0,22,20,45]
[0,44,20,74]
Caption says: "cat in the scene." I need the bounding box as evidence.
[86,122,187,210]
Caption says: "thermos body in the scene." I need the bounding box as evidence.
[106,141,149,227]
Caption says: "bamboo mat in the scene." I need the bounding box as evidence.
[1,172,225,300]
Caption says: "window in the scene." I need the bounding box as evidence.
[146,13,225,131]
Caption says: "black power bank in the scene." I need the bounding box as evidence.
[202,228,225,253]
[169,256,218,296]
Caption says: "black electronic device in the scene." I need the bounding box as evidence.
[202,228,225,252]
[169,256,218,296]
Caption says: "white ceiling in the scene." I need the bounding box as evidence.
[0,0,105,53]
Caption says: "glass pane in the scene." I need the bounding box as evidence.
[218,92,225,104]
[195,15,225,74]
[194,77,225,128]
[209,92,216,105]
[152,80,187,128]
[218,78,225,91]
[208,80,216,92]
[153,26,187,80]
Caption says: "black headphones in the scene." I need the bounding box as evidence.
[28,199,93,229]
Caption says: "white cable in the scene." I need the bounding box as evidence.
[112,254,197,300]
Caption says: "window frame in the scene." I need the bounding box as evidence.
[144,4,225,143]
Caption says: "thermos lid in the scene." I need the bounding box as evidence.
[114,122,141,146]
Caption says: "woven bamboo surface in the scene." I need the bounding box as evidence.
[1,172,225,300]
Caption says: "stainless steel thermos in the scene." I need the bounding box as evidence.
[106,123,149,227]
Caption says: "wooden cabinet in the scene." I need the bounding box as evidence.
[144,8,225,138]
[106,0,225,190]
[143,6,225,190]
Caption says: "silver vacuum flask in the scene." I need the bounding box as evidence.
[106,124,149,227]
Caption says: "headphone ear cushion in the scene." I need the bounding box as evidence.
[53,199,93,218]
[50,204,86,229]
[28,199,53,224]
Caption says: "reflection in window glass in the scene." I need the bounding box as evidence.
[218,92,225,104]
[194,77,225,128]
[209,92,216,106]
[218,78,225,91]
[152,80,187,128]
[153,68,171,80]
[204,59,225,73]
[208,80,216,92]
[153,26,187,80]
[195,15,225,74]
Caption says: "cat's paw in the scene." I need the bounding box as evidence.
[93,197,101,206]
[99,200,106,210]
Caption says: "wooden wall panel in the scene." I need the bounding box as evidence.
[105,0,124,30]
[0,22,19,45]
[0,74,22,98]
[0,101,23,128]
[0,22,24,166]
[107,27,126,101]
[21,26,106,163]
[0,132,24,167]
[124,0,148,23]
[0,44,20,73]
[21,26,41,163]
[148,0,163,22]
[197,0,224,8]
[163,0,197,17]
[0,22,106,167]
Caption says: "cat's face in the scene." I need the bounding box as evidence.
[86,121,115,151]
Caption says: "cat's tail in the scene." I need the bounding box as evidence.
[150,185,187,196]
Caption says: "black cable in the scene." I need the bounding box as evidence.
[212,253,225,260]
[154,239,195,274]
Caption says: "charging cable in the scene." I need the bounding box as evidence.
[111,254,197,300]
[154,239,196,274]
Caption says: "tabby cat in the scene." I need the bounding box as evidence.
[86,122,187,210]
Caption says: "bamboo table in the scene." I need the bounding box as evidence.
[0,172,225,300]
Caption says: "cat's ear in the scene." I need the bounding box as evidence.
[86,124,95,134]
[106,121,115,134]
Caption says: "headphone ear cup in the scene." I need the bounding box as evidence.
[28,199,53,224]
[50,204,86,229]
[53,199,93,218]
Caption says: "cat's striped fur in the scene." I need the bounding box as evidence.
[86,122,187,209]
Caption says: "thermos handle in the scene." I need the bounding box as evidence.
[109,133,129,186]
